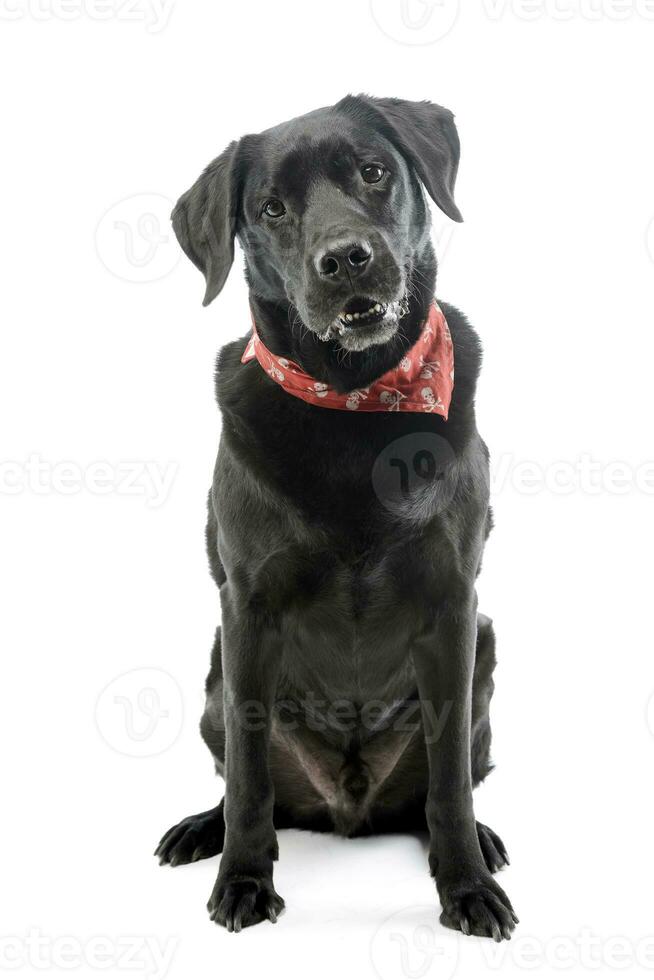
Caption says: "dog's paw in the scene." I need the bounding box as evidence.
[476,821,510,874]
[439,871,518,942]
[207,874,284,932]
[154,805,225,866]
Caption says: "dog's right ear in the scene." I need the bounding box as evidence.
[171,141,240,307]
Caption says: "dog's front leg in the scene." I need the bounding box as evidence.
[413,592,517,941]
[206,599,284,932]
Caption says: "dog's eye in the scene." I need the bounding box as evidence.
[361,164,385,184]
[263,199,286,219]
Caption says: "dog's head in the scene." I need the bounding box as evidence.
[172,95,461,353]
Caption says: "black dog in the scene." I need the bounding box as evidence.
[155,95,517,940]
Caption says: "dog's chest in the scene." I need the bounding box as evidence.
[279,539,432,706]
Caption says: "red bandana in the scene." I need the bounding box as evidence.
[241,301,454,417]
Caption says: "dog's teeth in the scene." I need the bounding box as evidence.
[336,302,391,328]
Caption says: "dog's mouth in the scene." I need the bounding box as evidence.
[312,293,409,351]
[336,295,408,329]
[309,288,409,351]
[337,296,390,328]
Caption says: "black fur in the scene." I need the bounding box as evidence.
[155,95,517,940]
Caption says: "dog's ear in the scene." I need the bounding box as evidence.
[171,141,241,306]
[338,95,463,223]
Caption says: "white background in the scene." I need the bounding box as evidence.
[2,1,654,978]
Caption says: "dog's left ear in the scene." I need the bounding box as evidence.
[338,95,463,223]
[171,140,241,307]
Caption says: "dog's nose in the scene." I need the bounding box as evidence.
[315,239,373,280]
